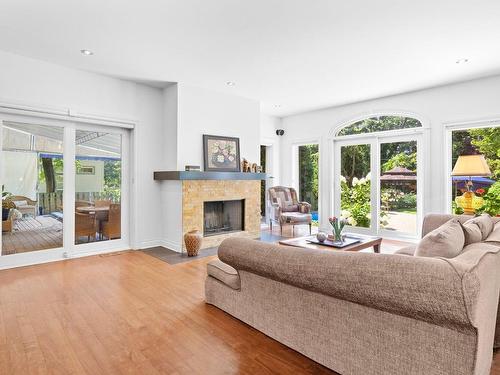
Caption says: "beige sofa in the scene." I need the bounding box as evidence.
[205,214,500,375]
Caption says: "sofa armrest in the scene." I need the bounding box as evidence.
[218,238,500,331]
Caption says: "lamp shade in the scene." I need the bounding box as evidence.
[451,154,491,176]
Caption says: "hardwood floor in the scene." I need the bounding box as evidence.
[0,249,498,374]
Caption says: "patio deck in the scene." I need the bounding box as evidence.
[2,216,63,255]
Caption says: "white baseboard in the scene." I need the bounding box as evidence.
[138,239,182,252]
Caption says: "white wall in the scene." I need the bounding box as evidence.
[176,84,261,169]
[0,50,165,250]
[260,114,281,185]
[280,74,500,230]
[158,84,263,251]
[163,84,178,170]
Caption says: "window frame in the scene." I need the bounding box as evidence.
[443,120,500,214]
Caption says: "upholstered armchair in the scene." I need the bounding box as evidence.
[268,186,312,235]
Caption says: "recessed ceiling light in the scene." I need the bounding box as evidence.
[80,49,94,56]
[226,81,236,86]
[456,58,469,64]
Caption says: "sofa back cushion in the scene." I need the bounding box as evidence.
[464,214,494,240]
[462,221,483,245]
[486,222,500,244]
[415,218,465,258]
[422,213,499,238]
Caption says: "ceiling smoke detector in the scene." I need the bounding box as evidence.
[80,49,94,56]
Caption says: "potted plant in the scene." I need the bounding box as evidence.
[2,185,12,221]
[329,216,347,242]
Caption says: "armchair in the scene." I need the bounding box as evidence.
[268,186,312,235]
[7,195,37,217]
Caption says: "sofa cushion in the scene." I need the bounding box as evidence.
[280,212,312,224]
[207,259,240,290]
[282,204,299,212]
[461,221,483,245]
[464,214,494,240]
[415,219,465,258]
[394,244,417,256]
[485,221,500,245]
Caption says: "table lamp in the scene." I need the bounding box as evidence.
[451,154,491,214]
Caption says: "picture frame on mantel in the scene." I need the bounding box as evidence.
[203,134,241,172]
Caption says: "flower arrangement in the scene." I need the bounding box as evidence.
[329,216,347,242]
[475,188,486,196]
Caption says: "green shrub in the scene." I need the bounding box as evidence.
[478,181,500,216]
[340,176,371,228]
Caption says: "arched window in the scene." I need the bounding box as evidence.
[337,115,422,136]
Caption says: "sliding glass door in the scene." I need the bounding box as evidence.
[75,130,123,245]
[0,117,129,266]
[334,134,421,238]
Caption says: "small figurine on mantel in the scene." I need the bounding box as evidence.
[241,158,251,172]
[241,158,261,173]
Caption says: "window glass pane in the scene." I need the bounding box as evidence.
[340,144,371,228]
[298,144,319,223]
[451,127,500,215]
[380,141,417,234]
[338,116,421,136]
[75,131,122,244]
[2,122,63,255]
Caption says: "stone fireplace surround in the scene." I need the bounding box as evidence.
[155,171,265,252]
[182,180,260,250]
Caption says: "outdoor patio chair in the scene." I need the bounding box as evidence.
[102,203,121,240]
[7,195,37,217]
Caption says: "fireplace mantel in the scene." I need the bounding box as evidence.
[154,171,267,181]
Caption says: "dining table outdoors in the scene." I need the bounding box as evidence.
[76,206,110,214]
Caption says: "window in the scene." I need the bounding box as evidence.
[298,144,319,222]
[337,116,422,136]
[334,114,422,238]
[450,126,499,216]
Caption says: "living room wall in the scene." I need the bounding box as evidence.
[176,84,261,170]
[0,50,165,250]
[280,74,500,230]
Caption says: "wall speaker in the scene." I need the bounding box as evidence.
[276,129,285,136]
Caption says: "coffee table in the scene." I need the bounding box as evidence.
[279,233,382,253]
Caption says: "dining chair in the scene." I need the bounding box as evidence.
[75,212,97,243]
[102,204,121,240]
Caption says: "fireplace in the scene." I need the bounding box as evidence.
[203,199,245,237]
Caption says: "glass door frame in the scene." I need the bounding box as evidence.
[333,137,378,235]
[333,132,424,240]
[0,113,131,269]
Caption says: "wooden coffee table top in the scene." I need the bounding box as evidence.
[279,233,382,253]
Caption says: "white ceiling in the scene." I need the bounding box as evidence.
[1,0,500,117]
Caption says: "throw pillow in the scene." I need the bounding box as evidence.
[12,200,27,207]
[415,218,465,258]
[461,221,483,245]
[464,214,494,240]
[485,221,500,243]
